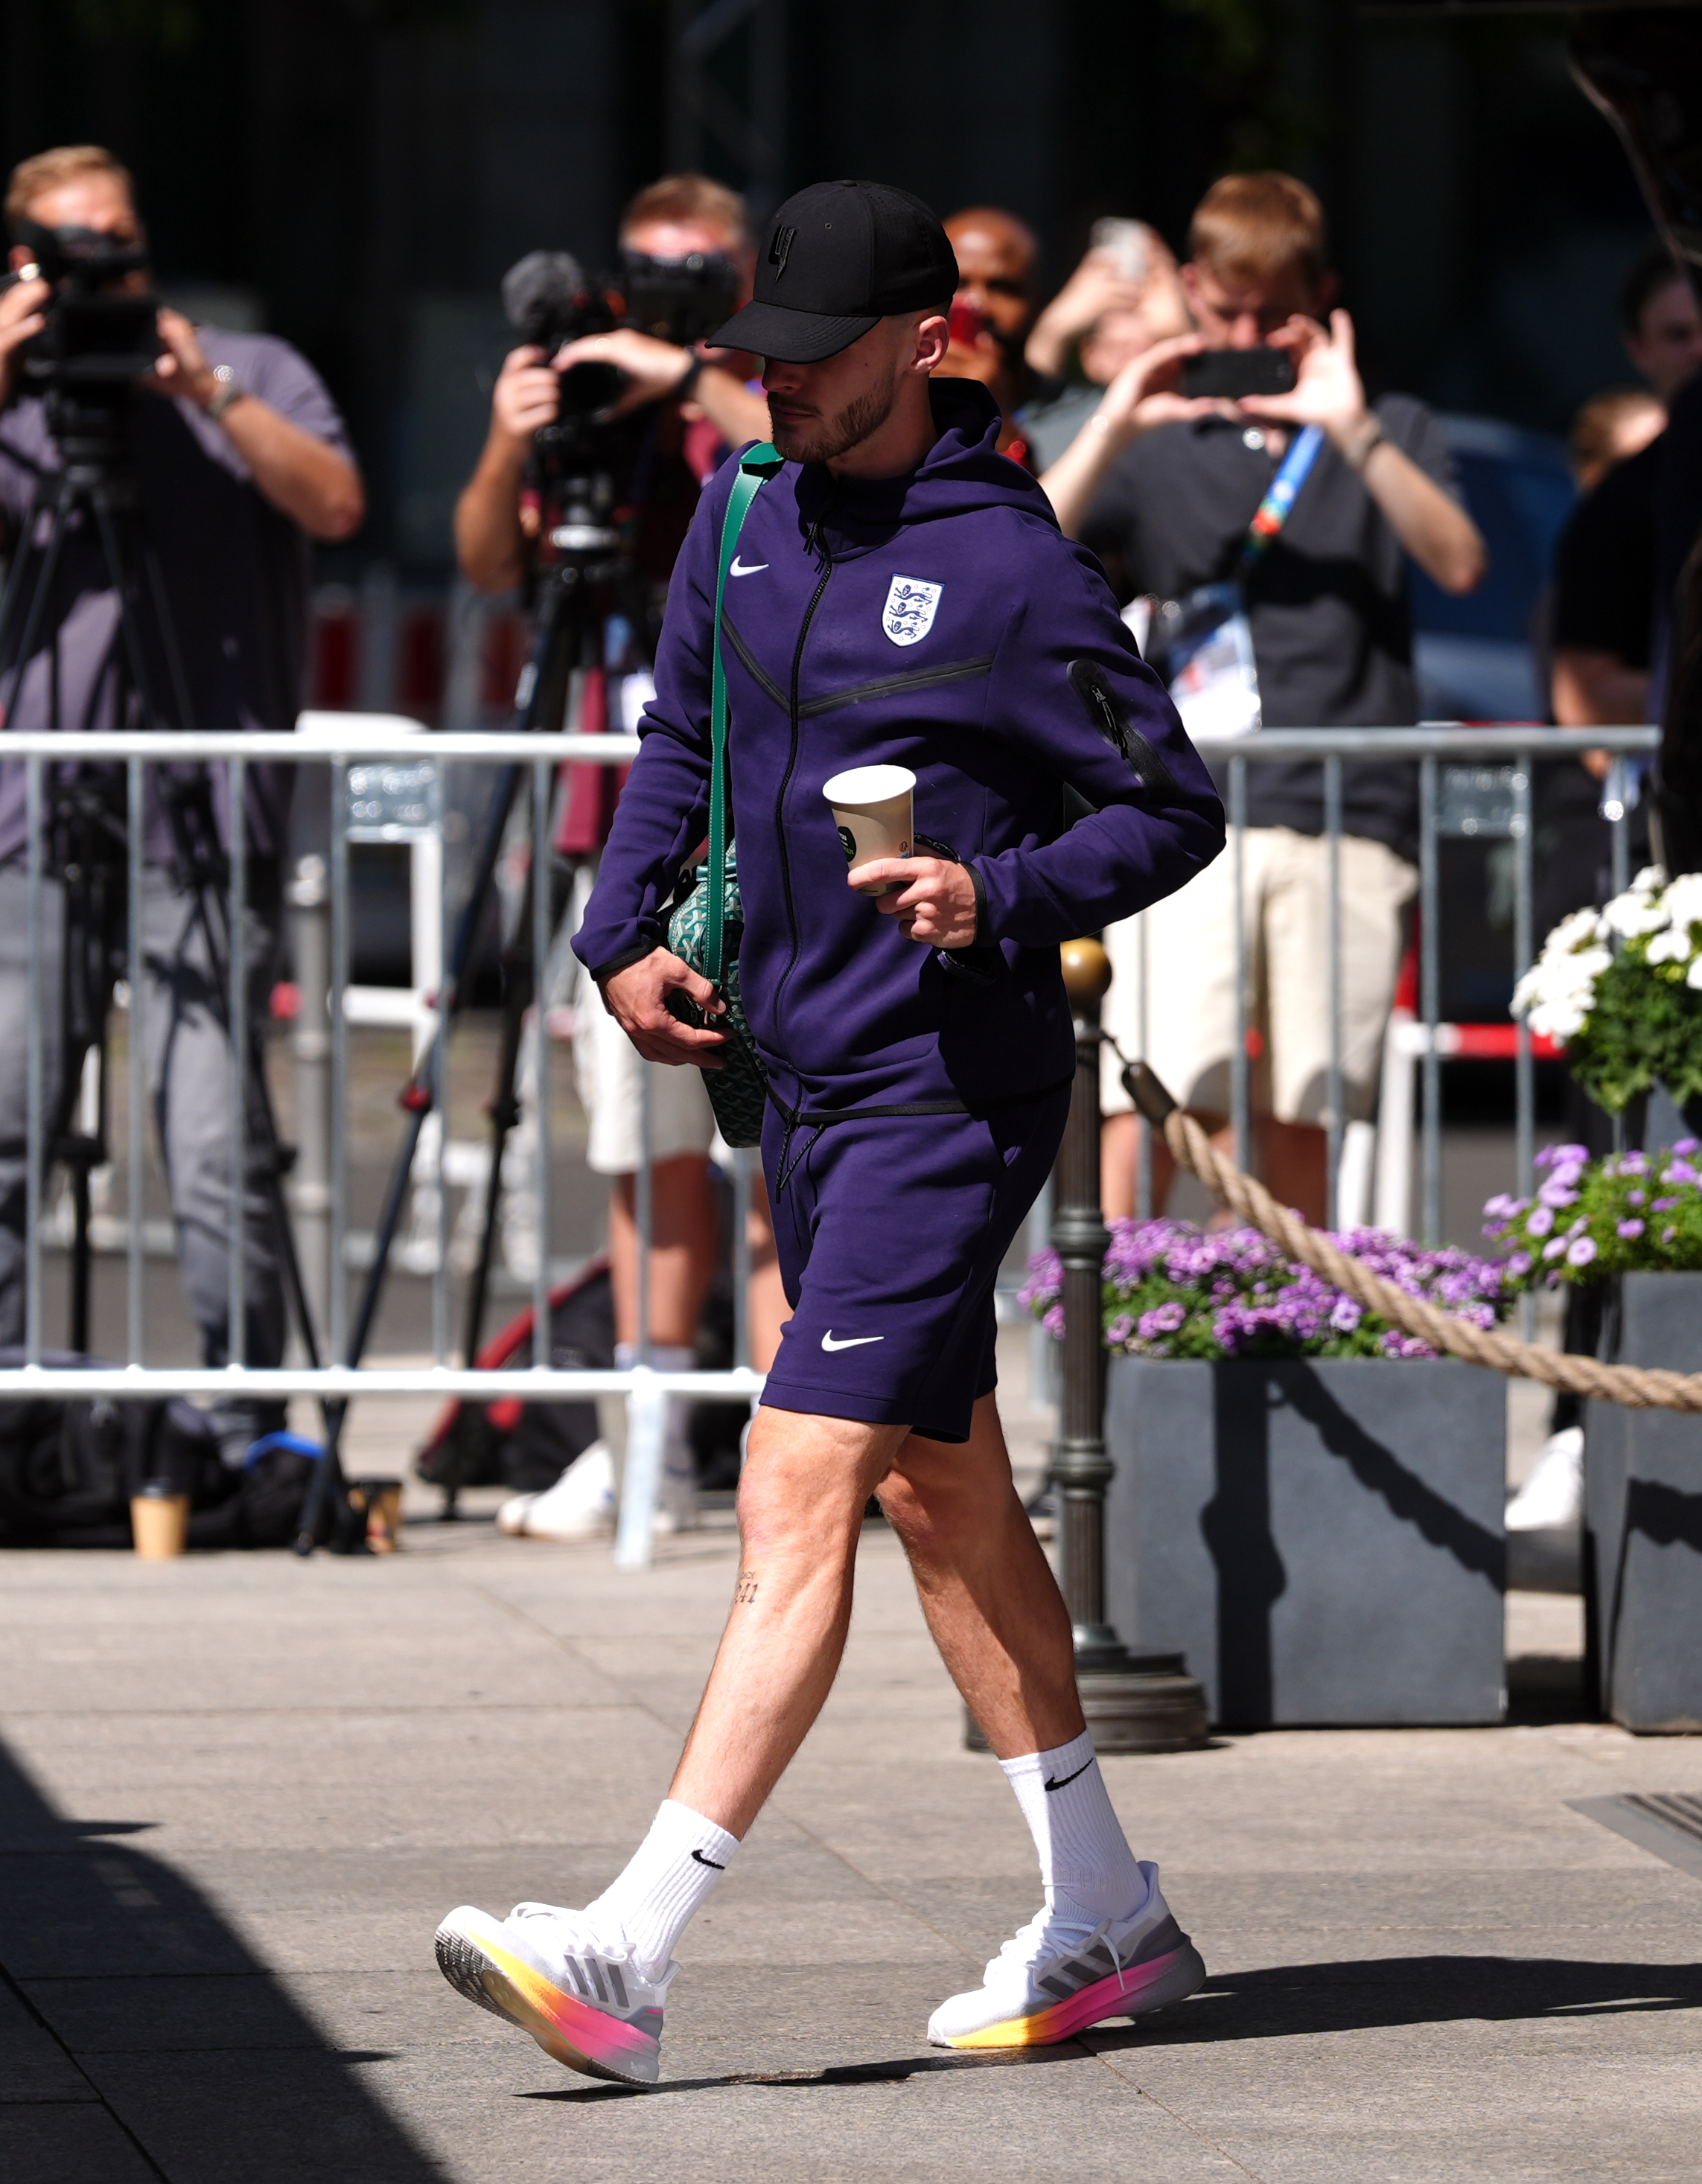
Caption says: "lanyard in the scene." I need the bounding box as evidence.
[1238,424,1325,571]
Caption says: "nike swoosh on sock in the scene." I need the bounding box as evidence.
[689,1848,725,1870]
[1043,1760,1093,1792]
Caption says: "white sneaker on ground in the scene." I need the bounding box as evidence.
[927,1862,1205,2049]
[1506,1425,1583,1532]
[434,1900,672,2084]
[495,1440,616,1542]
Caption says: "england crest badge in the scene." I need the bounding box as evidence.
[882,574,943,648]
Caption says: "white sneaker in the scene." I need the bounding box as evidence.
[927,1862,1205,2049]
[435,1899,672,2084]
[496,1440,616,1542]
[1507,1425,1584,1532]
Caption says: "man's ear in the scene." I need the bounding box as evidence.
[914,310,949,375]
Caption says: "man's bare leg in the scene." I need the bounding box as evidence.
[669,1408,907,1836]
[876,1393,1083,1754]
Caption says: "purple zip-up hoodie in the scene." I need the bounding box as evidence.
[575,380,1224,1118]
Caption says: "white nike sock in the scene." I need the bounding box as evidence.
[999,1731,1148,1930]
[581,1798,739,1979]
[614,1341,697,1476]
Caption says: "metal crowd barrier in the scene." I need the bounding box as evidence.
[0,720,1662,1549]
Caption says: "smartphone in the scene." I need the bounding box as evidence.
[1180,348,1297,401]
[1089,217,1151,287]
[948,296,988,347]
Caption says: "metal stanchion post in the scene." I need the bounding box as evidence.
[969,939,1207,1754]
[287,854,334,1350]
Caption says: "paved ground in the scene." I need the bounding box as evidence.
[4,1473,1701,2184]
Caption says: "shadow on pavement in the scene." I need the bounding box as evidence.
[0,1738,447,2184]
[1130,1954,1702,2044]
[520,2045,1091,2101]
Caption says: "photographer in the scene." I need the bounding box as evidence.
[456,173,780,1542]
[0,144,363,1454]
[1042,172,1485,1226]
[456,176,768,595]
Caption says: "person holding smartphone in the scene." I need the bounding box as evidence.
[1040,172,1486,1225]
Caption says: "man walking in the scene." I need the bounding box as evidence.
[434,180,1223,2084]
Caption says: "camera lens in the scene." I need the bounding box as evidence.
[557,359,625,421]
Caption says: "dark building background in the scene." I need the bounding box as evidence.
[0,0,1657,573]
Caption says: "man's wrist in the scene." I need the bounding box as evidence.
[1330,408,1380,463]
[205,365,247,423]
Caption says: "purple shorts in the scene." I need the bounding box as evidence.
[758,1085,1071,1443]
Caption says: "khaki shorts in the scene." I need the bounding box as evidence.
[1101,826,1416,1127]
[573,968,718,1176]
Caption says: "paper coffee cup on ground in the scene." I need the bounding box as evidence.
[823,764,915,896]
[131,1480,190,1560]
[351,1478,404,1553]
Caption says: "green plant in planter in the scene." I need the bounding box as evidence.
[1511,867,1702,1112]
[1021,1219,1509,1360]
[1484,1140,1702,1292]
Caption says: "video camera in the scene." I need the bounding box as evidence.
[8,219,161,393]
[500,244,741,430]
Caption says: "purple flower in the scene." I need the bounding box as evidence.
[1106,1313,1135,1347]
[1664,1227,1678,1242]
[1538,1178,1579,1209]
[1330,1297,1362,1332]
[1676,1138,1699,1156]
[1137,1301,1187,1341]
[1666,1159,1699,1187]
[1618,1219,1645,1239]
[1652,1196,1680,1212]
[1507,1251,1532,1275]
[1543,1237,1567,1260]
[1628,1189,1645,1207]
[1566,1236,1598,1266]
[1526,1205,1555,1237]
[1042,1304,1065,1340]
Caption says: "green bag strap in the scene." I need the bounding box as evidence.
[707,453,783,984]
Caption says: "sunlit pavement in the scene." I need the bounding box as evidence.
[3,1466,1701,2184]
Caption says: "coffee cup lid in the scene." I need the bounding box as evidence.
[823,764,916,805]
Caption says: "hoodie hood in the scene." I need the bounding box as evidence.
[793,378,1053,554]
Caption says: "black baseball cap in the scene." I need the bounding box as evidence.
[710,179,959,364]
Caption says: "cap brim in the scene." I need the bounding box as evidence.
[708,300,880,364]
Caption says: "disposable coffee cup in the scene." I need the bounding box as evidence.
[823,764,916,896]
[131,1479,190,1561]
[351,1478,404,1554]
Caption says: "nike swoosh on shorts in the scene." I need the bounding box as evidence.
[730,557,768,575]
[821,1332,884,1352]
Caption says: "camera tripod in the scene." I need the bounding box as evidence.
[296,505,654,1547]
[0,381,342,1524]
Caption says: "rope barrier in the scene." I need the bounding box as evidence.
[1121,1061,1702,1414]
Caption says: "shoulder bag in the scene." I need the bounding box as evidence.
[664,451,783,1149]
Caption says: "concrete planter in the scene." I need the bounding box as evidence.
[1585,1271,1702,1733]
[1104,1356,1506,1728]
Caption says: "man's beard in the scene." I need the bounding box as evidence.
[767,378,896,464]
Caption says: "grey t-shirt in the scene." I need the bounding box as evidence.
[1080,393,1462,852]
[0,326,354,864]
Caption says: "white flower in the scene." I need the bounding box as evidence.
[1630,864,1668,895]
[1647,927,1694,965]
[1660,871,1702,936]
[1688,956,1702,991]
[1602,888,1671,939]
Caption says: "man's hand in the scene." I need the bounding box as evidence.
[490,342,564,450]
[1091,331,1224,444]
[142,307,219,407]
[1024,252,1144,379]
[850,858,980,948]
[602,948,728,1067]
[553,327,701,417]
[1238,308,1368,445]
[0,270,49,409]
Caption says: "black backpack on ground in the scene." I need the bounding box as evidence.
[0,1350,329,1550]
